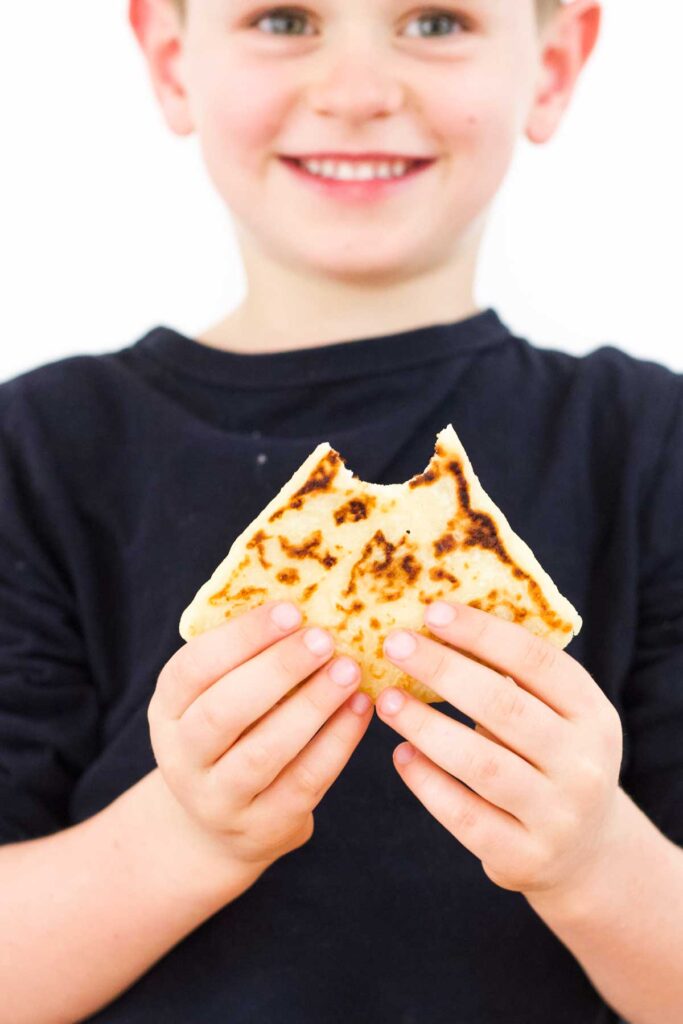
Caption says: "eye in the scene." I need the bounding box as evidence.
[248,7,469,39]
[404,9,469,39]
[249,7,314,37]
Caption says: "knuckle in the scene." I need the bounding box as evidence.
[271,644,302,682]
[411,706,433,747]
[484,681,526,726]
[598,703,624,754]
[192,695,226,738]
[177,640,207,685]
[427,648,451,691]
[301,814,315,841]
[146,695,158,728]
[230,615,257,653]
[291,759,322,800]
[241,736,275,774]
[573,753,609,797]
[300,684,330,718]
[521,635,559,676]
[472,615,494,646]
[449,797,480,834]
[474,752,501,784]
[156,657,180,703]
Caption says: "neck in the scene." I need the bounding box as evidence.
[197,222,484,355]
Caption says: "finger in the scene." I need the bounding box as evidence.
[251,690,374,820]
[178,625,339,769]
[211,655,367,802]
[383,630,568,772]
[156,600,305,719]
[391,743,531,867]
[376,687,551,825]
[422,600,599,721]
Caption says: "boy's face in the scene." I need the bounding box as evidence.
[139,0,591,282]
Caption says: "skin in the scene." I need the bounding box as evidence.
[129,0,601,353]
[131,4,683,1019]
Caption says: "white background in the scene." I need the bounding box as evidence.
[1,0,681,384]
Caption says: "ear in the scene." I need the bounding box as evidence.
[525,0,602,145]
[128,0,194,137]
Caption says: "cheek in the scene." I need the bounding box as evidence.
[431,69,524,159]
[199,65,292,170]
[427,69,529,207]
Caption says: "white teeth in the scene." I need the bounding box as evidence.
[298,158,415,181]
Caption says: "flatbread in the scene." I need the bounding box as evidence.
[179,424,582,704]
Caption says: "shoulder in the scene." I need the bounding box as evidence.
[516,336,681,429]
[0,343,140,448]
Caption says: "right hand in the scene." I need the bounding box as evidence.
[147,600,373,872]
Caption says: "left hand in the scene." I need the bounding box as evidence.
[377,600,625,900]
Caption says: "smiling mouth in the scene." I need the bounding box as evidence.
[279,155,436,182]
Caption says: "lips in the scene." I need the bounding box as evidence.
[279,156,434,176]
[281,152,437,163]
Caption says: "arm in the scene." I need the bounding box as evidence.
[0,768,268,1024]
[526,788,683,1024]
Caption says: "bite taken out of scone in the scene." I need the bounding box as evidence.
[179,424,582,705]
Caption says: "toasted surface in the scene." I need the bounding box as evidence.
[179,424,582,704]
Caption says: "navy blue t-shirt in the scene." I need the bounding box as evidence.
[1,309,681,1023]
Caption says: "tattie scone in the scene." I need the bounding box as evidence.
[179,424,582,704]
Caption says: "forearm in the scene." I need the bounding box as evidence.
[0,769,267,1024]
[526,789,683,1024]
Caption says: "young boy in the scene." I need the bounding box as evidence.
[0,0,682,1021]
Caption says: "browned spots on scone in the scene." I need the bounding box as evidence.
[408,467,439,489]
[464,511,512,564]
[430,567,460,586]
[269,451,345,522]
[468,592,529,624]
[244,530,271,570]
[343,529,424,603]
[333,494,376,525]
[370,617,381,629]
[302,583,318,601]
[445,459,470,513]
[434,533,456,557]
[209,584,267,606]
[526,577,566,631]
[277,568,299,585]
[279,531,338,569]
[401,553,420,581]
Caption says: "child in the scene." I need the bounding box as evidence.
[1,1,682,1022]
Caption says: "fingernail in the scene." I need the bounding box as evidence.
[270,602,302,630]
[349,691,371,715]
[303,627,334,656]
[384,630,416,660]
[395,743,416,765]
[328,657,359,686]
[425,601,456,627]
[379,688,405,715]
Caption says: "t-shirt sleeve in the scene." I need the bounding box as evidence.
[0,387,100,845]
[619,375,683,847]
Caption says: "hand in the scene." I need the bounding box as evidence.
[376,600,624,901]
[148,600,373,871]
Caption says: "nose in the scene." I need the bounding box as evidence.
[307,56,405,124]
